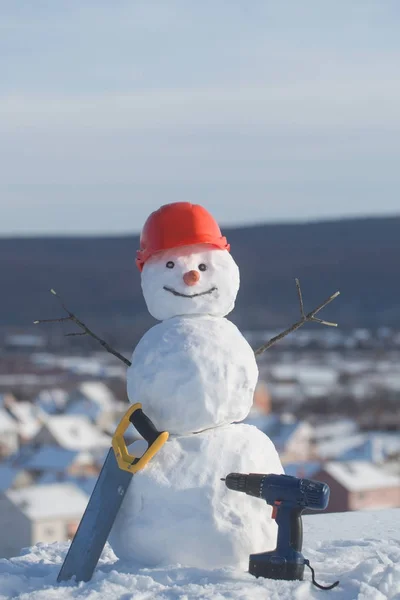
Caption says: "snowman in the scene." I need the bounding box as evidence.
[109,202,284,570]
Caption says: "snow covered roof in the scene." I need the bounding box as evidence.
[283,462,321,479]
[337,432,400,463]
[268,382,304,401]
[302,384,333,398]
[317,434,366,460]
[40,415,111,451]
[66,382,116,420]
[297,366,339,386]
[36,473,98,496]
[323,461,400,492]
[32,354,126,378]
[269,365,297,381]
[244,414,308,449]
[317,428,400,462]
[35,388,69,415]
[6,483,88,520]
[313,418,358,441]
[59,357,106,376]
[0,409,17,432]
[77,381,115,408]
[6,334,45,348]
[6,401,42,439]
[0,374,62,387]
[21,446,88,471]
[269,364,339,382]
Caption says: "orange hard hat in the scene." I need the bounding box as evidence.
[136,202,230,271]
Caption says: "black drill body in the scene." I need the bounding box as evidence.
[224,472,330,581]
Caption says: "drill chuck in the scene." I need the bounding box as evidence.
[223,473,265,498]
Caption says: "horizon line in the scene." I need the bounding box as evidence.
[0,211,399,239]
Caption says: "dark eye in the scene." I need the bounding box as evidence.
[166,261,175,269]
[198,263,207,272]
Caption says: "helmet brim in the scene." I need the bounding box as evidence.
[136,238,230,271]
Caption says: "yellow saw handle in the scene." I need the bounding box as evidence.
[112,403,169,473]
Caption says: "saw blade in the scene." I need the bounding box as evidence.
[57,448,132,583]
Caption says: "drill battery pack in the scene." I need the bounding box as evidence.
[249,550,305,581]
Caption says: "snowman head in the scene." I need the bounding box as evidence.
[137,203,240,321]
[141,244,240,320]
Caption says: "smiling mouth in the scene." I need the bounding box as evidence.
[163,286,217,298]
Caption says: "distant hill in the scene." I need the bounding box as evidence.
[1,216,400,338]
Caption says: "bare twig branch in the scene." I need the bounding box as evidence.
[254,280,340,357]
[33,317,72,324]
[65,332,87,337]
[310,317,338,327]
[295,278,305,319]
[34,289,132,367]
[305,290,340,319]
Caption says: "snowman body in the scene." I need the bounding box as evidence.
[109,424,283,569]
[126,315,258,435]
[109,204,284,569]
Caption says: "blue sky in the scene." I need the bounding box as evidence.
[1,1,399,234]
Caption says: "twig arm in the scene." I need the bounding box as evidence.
[296,278,305,319]
[34,289,132,367]
[254,320,305,356]
[254,279,340,357]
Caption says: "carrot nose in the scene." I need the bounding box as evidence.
[183,270,200,286]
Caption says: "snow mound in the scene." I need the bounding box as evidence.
[0,510,399,600]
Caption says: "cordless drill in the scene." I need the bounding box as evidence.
[223,473,330,582]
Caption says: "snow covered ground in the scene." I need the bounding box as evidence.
[0,509,399,599]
